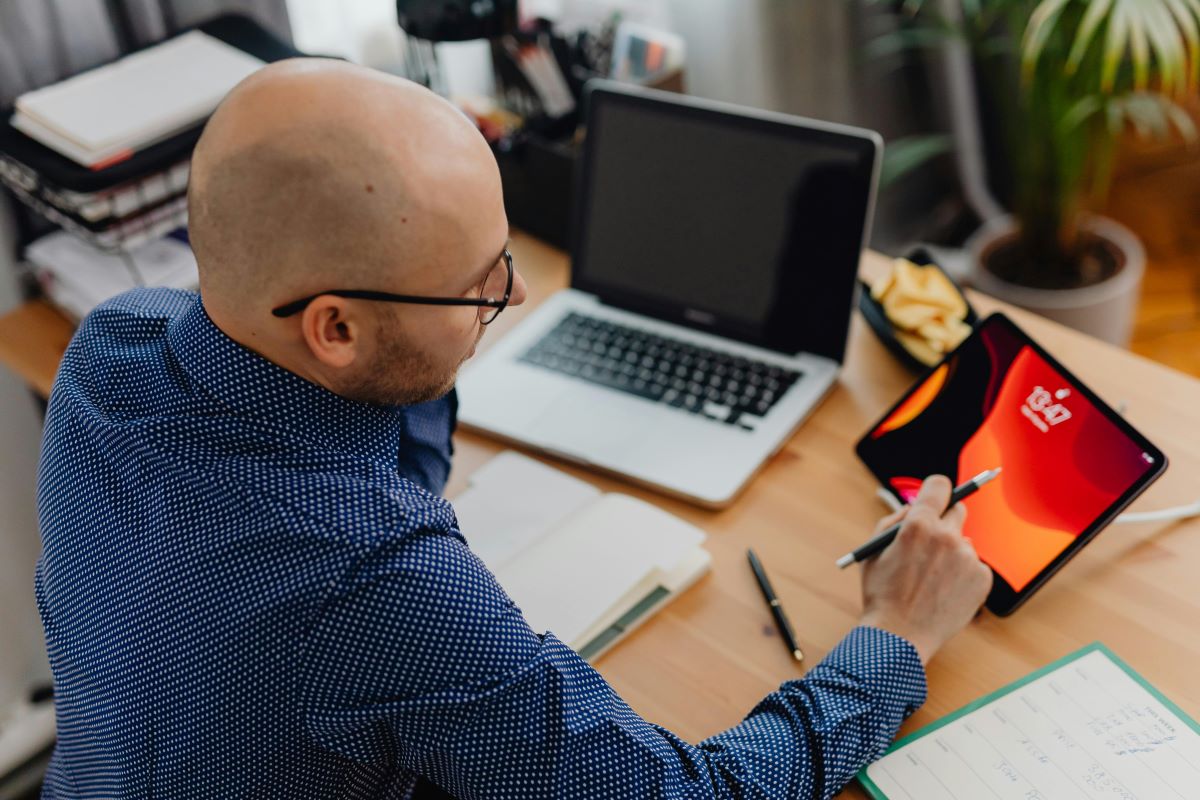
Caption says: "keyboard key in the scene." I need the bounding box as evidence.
[519,313,801,430]
[703,401,732,421]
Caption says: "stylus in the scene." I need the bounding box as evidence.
[835,468,1002,569]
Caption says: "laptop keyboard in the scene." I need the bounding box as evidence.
[519,313,803,430]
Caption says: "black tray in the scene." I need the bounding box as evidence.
[858,247,979,372]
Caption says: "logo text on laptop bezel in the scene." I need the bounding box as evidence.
[683,308,717,326]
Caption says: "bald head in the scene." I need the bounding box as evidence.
[184,59,521,408]
[188,59,501,318]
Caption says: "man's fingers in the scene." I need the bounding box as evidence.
[912,474,953,516]
[942,501,967,530]
[874,507,908,533]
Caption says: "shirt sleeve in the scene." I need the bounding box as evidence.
[298,531,926,799]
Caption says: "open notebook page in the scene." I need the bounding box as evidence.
[490,493,704,646]
[453,451,600,571]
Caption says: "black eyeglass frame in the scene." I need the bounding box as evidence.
[271,249,515,323]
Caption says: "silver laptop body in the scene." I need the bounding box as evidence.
[457,82,882,507]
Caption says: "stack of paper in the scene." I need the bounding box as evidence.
[27,231,198,322]
[12,31,264,169]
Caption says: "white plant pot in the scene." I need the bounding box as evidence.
[962,215,1146,346]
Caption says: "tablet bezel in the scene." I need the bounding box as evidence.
[855,312,1168,616]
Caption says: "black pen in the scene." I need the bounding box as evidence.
[835,468,1002,569]
[747,548,804,662]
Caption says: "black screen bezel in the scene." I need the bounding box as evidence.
[569,82,880,362]
[855,313,1168,616]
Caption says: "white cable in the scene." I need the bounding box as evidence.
[1114,500,1200,524]
[874,487,1200,524]
[876,487,903,512]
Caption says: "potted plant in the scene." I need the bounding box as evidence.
[874,0,1199,344]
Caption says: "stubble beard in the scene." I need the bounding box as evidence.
[341,321,484,407]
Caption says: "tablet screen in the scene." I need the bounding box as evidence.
[856,314,1165,609]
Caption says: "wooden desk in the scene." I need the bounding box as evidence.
[3,231,1198,796]
[449,233,1200,797]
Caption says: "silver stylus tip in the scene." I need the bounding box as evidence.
[974,467,1003,485]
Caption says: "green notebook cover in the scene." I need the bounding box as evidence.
[857,641,1200,799]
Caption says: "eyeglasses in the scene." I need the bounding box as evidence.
[270,249,515,325]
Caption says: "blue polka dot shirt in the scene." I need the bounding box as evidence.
[36,289,927,799]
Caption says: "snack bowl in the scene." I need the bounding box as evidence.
[858,247,979,372]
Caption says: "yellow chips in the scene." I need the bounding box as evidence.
[871,258,972,366]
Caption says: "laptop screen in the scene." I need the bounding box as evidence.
[571,84,879,362]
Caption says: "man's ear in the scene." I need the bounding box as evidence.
[298,297,361,369]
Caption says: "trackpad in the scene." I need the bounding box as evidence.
[533,395,651,463]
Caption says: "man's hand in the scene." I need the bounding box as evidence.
[858,475,992,665]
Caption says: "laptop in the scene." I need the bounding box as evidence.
[457,81,882,507]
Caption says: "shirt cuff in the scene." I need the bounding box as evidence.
[817,625,928,716]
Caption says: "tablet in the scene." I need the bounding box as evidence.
[855,313,1167,615]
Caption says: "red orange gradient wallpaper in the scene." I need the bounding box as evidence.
[858,316,1161,595]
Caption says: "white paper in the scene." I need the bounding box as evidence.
[27,231,198,321]
[14,31,263,164]
[452,452,707,648]
[492,494,704,644]
[866,648,1200,799]
[452,451,600,571]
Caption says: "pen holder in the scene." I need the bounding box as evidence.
[494,132,577,251]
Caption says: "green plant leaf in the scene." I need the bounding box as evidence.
[1120,93,1170,137]
[1066,0,1115,75]
[1127,4,1151,88]
[879,134,953,188]
[1058,95,1104,135]
[1102,1,1132,90]
[1022,0,1073,81]
[1138,1,1184,93]
[1112,93,1200,141]
[1162,0,1200,86]
[1106,96,1127,134]
[1164,98,1200,140]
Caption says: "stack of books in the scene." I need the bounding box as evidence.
[12,31,263,170]
[0,15,294,253]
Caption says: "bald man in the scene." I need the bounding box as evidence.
[36,60,991,799]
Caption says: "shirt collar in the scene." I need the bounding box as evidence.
[167,293,408,466]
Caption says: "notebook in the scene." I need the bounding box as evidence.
[452,451,711,661]
[859,642,1200,799]
[12,31,264,169]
